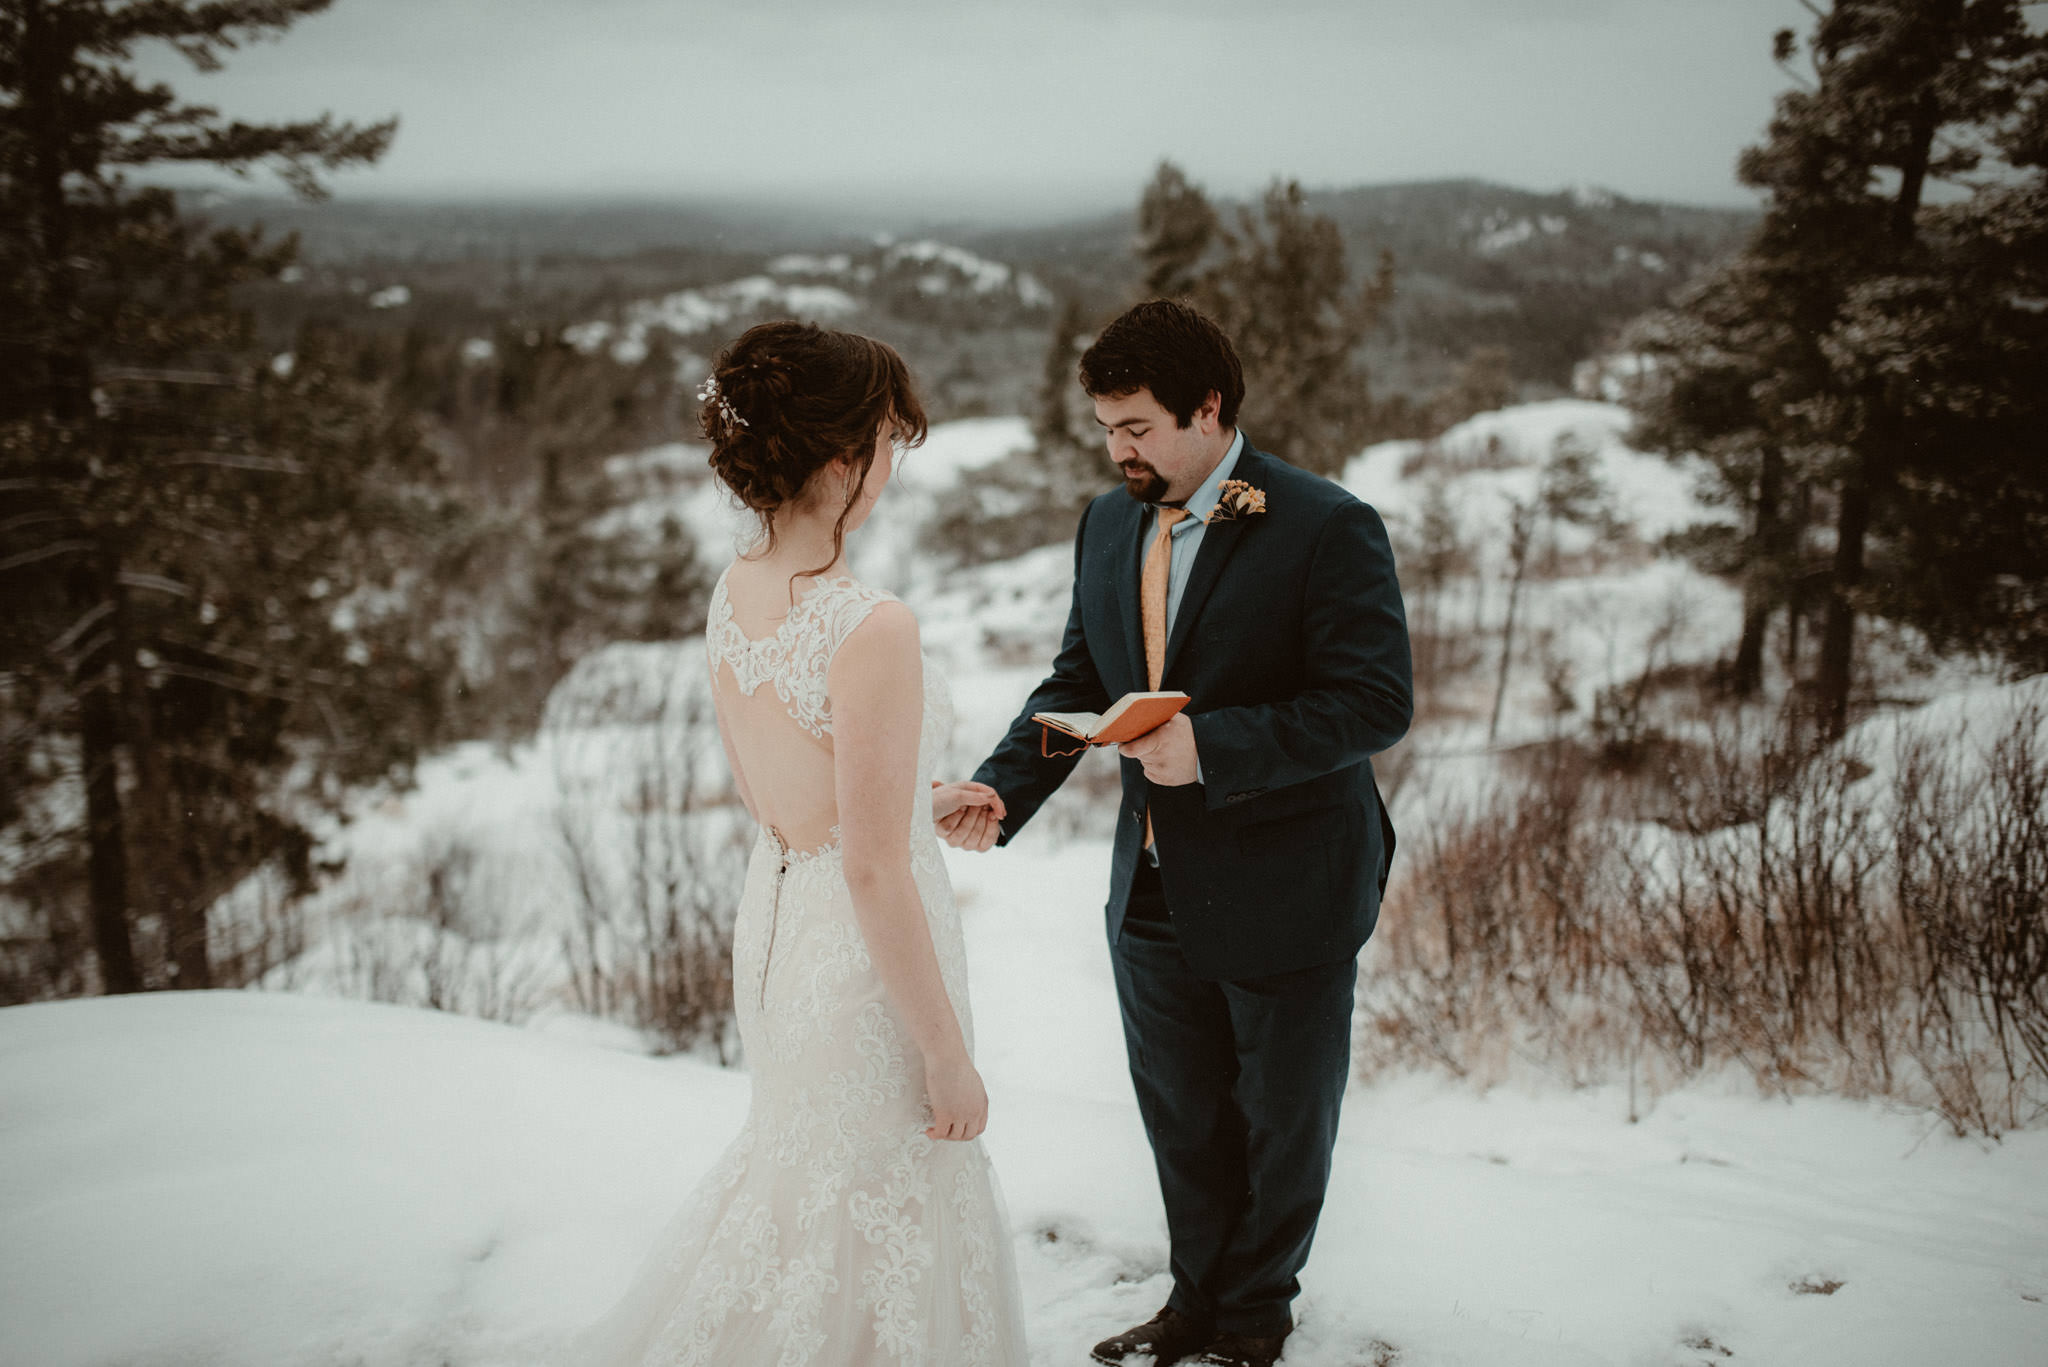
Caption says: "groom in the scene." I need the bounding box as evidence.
[944,300,1412,1366]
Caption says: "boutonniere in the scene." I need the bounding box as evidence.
[1204,479,1268,524]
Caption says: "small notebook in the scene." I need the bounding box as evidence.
[1034,691,1191,748]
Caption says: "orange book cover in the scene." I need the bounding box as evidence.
[1034,691,1190,750]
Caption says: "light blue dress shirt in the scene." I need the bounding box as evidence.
[1149,428,1245,638]
[1141,429,1244,796]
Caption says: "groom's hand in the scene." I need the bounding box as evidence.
[1119,714,1199,786]
[938,805,1000,851]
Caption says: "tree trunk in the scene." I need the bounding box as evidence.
[1733,444,1787,697]
[79,665,142,995]
[1815,464,1873,741]
[1487,502,1537,746]
[1815,45,1941,740]
[106,554,210,988]
[20,0,91,424]
[1782,481,1813,676]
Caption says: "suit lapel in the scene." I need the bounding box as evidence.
[1108,494,1148,690]
[1160,444,1268,681]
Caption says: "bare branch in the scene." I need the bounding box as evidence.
[166,452,306,474]
[96,366,244,386]
[48,601,116,659]
[117,571,195,598]
[161,632,342,686]
[151,659,298,700]
[0,539,93,574]
[0,510,77,537]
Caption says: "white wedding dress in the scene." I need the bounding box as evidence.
[581,571,1029,1367]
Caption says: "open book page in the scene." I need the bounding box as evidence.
[1033,709,1103,739]
[1034,691,1189,745]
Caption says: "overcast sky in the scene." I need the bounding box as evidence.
[135,0,1818,216]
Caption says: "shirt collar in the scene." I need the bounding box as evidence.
[1162,429,1244,527]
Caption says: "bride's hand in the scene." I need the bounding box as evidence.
[930,779,1005,826]
[924,1051,989,1142]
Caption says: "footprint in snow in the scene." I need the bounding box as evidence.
[1679,1331,1734,1361]
[1789,1274,1844,1296]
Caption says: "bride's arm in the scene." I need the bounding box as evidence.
[829,602,988,1143]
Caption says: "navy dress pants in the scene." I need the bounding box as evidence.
[1111,857,1358,1337]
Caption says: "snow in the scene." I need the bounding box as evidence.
[1613,244,1670,274]
[1476,216,1538,254]
[883,240,1054,306]
[566,276,863,363]
[896,415,1034,493]
[6,877,2046,1366]
[9,399,2040,1365]
[1348,400,1726,544]
[367,284,412,310]
[1343,401,1744,742]
[767,252,854,276]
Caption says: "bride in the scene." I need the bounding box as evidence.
[580,321,1029,1366]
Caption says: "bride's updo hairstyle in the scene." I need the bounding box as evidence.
[702,320,927,581]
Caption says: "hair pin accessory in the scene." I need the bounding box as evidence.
[697,374,748,429]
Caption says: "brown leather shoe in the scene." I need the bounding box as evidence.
[1089,1306,1213,1365]
[1185,1329,1291,1366]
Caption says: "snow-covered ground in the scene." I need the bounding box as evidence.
[7,403,2039,1365]
[6,848,2046,1367]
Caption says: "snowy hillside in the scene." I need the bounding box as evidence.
[564,242,1053,367]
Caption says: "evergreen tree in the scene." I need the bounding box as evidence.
[1627,261,1814,698]
[1628,0,2048,730]
[1030,295,1100,491]
[1136,159,1219,299]
[1132,163,1395,477]
[0,0,421,994]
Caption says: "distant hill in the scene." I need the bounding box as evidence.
[189,194,900,262]
[960,179,1758,395]
[202,179,1758,403]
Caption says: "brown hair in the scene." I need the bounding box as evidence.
[1078,298,1245,429]
[701,320,927,585]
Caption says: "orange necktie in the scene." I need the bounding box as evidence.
[1142,507,1188,849]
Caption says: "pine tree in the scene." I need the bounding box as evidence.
[1626,261,1814,698]
[0,1,412,994]
[1136,160,1219,299]
[1132,163,1395,477]
[1629,0,2048,730]
[1031,295,1099,491]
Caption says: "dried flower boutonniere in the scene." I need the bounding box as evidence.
[1204,479,1268,524]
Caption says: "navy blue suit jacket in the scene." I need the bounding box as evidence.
[971,439,1413,981]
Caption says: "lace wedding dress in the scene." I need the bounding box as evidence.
[581,572,1029,1367]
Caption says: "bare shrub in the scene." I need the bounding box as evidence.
[257,833,551,1025]
[1620,731,1895,1096]
[1891,699,2048,1132]
[1360,741,1627,1085]
[547,643,745,1058]
[1365,692,2048,1135]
